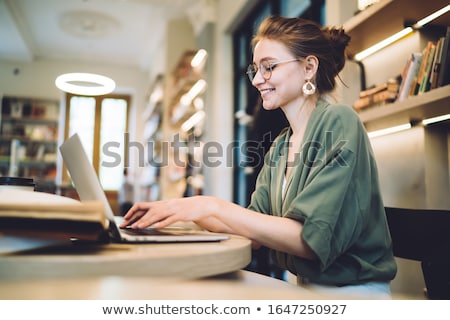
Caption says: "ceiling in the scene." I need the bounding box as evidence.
[0,0,205,72]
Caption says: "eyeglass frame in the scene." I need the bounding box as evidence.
[246,58,299,82]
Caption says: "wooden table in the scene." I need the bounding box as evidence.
[0,234,334,300]
[0,234,251,280]
[0,270,328,300]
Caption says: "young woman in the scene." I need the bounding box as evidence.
[121,16,397,298]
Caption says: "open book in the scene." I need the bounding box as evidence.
[0,189,108,241]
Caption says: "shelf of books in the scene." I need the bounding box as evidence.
[0,96,60,192]
[353,22,449,131]
[358,84,450,131]
[160,49,207,200]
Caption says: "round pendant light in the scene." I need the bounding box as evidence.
[55,72,116,96]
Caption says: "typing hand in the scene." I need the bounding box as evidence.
[119,197,215,230]
[119,202,151,229]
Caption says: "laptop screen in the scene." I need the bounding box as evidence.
[59,133,117,225]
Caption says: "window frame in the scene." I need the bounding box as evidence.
[62,92,131,190]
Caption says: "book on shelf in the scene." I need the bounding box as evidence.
[413,41,434,96]
[354,89,398,110]
[394,27,450,101]
[0,189,108,241]
[358,80,399,98]
[397,52,423,101]
[429,36,445,90]
[418,42,436,94]
[353,79,399,110]
[437,26,450,88]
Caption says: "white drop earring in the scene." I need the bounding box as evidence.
[302,80,316,95]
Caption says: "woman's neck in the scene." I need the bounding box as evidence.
[281,96,317,137]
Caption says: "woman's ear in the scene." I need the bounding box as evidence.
[304,55,318,80]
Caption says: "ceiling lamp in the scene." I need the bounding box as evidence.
[55,72,116,96]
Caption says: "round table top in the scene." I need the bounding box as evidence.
[0,234,251,280]
[0,270,328,300]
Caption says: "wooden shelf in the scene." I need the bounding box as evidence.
[357,85,450,131]
[344,0,450,58]
[1,95,60,181]
[0,136,58,144]
[143,74,164,121]
[1,116,58,125]
[167,50,206,128]
[343,0,450,215]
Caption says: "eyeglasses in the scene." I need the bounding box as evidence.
[246,59,299,81]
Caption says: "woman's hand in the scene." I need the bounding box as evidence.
[119,196,218,229]
[119,195,315,260]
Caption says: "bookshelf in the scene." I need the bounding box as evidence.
[159,49,208,200]
[344,0,450,130]
[140,75,164,202]
[168,50,205,127]
[358,84,450,132]
[344,0,450,59]
[345,1,450,298]
[344,0,450,210]
[0,96,60,192]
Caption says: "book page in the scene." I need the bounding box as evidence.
[0,189,106,224]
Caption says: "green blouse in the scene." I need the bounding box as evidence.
[248,100,397,286]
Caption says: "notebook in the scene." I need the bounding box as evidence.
[59,133,228,243]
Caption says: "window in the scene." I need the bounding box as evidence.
[63,93,130,191]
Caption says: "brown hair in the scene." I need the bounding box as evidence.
[251,16,350,94]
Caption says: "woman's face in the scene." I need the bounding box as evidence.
[251,38,305,111]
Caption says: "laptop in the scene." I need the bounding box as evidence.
[59,133,228,243]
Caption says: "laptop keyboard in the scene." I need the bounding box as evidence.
[121,228,175,236]
[121,227,195,236]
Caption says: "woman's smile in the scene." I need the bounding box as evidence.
[259,87,275,97]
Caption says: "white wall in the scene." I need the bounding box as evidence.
[325,0,358,26]
[201,0,253,201]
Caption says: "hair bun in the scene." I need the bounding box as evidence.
[324,27,351,74]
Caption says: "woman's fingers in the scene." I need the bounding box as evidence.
[120,212,144,227]
[120,202,152,227]
[126,201,175,229]
[120,197,209,229]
